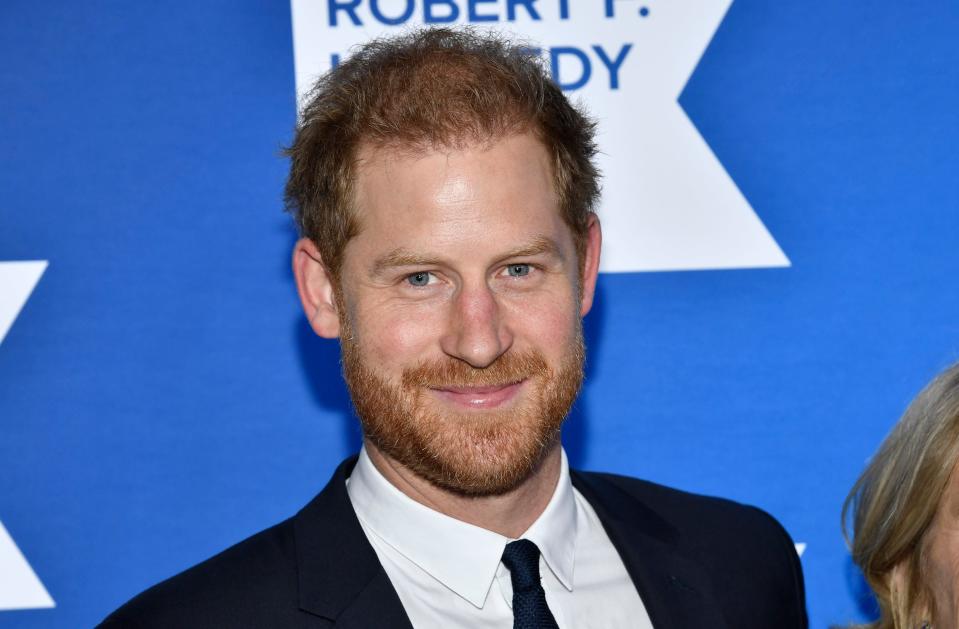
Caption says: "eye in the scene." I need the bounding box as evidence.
[506,264,531,277]
[406,271,433,287]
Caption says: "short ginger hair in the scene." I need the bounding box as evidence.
[284,27,600,278]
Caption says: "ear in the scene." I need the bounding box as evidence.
[579,213,602,317]
[292,238,341,338]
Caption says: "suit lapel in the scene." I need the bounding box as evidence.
[293,457,414,629]
[571,471,729,629]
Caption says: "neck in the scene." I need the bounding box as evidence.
[363,440,563,539]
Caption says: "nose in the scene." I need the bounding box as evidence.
[439,282,513,368]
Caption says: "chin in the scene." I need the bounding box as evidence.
[401,425,561,497]
[368,394,563,496]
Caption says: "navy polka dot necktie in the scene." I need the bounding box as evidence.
[500,539,560,629]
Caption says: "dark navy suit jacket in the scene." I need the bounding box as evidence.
[99,456,808,628]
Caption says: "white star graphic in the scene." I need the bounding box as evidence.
[0,261,47,346]
[290,0,789,272]
[0,260,55,611]
[0,521,54,611]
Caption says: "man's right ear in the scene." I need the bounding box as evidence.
[292,238,341,339]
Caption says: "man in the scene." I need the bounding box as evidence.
[101,28,807,628]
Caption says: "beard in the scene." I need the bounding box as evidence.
[340,329,585,497]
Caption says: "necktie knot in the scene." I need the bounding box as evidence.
[501,539,560,629]
[501,539,544,591]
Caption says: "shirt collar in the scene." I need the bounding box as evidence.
[346,446,578,607]
[521,449,576,592]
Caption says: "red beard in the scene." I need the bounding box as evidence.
[341,333,585,496]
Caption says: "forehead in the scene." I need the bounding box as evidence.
[348,133,569,258]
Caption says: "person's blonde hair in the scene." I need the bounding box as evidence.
[842,361,959,628]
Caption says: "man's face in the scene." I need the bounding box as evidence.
[321,133,599,495]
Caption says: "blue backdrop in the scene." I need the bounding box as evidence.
[1,1,958,627]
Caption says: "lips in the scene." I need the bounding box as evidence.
[428,380,526,409]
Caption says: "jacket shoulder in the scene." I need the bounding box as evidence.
[98,518,304,628]
[574,470,808,628]
[578,470,794,542]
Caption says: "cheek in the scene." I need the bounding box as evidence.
[353,303,443,366]
[924,528,959,624]
[503,290,581,348]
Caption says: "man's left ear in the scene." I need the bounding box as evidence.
[579,213,602,317]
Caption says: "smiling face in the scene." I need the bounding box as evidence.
[296,133,601,495]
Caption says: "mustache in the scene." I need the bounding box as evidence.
[401,350,549,389]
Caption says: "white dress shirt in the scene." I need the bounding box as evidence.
[346,447,653,629]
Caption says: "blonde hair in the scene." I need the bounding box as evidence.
[842,361,959,628]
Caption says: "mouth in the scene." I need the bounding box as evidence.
[428,379,527,409]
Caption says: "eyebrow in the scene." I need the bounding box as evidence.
[500,236,563,260]
[370,236,563,276]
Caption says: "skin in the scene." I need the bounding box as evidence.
[923,461,959,629]
[293,132,601,537]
